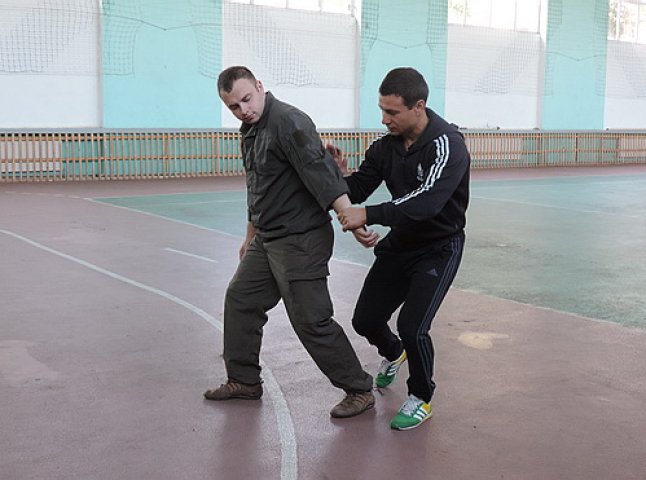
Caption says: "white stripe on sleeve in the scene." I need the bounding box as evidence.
[392,134,450,206]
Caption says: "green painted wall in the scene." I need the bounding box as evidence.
[102,0,222,128]
[360,0,448,128]
[542,0,609,129]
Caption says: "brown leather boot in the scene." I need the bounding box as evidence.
[330,391,375,418]
[204,380,263,400]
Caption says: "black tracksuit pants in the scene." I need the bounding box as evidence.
[352,233,465,403]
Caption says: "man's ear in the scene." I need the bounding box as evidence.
[256,80,264,92]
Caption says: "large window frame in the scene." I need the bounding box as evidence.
[226,0,357,15]
[609,0,646,44]
[448,0,541,33]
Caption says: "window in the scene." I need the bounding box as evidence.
[448,0,541,32]
[609,0,646,44]
[320,0,351,14]
[225,0,354,14]
[288,0,319,10]
[254,0,286,7]
[640,4,646,42]
[491,0,516,30]
[448,0,466,25]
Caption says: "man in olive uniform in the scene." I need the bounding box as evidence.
[204,66,374,419]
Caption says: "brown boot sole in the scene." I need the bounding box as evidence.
[203,388,262,401]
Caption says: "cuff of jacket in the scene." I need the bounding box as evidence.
[322,185,350,211]
[365,204,383,226]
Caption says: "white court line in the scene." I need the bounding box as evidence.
[84,198,240,239]
[471,195,644,220]
[91,189,247,200]
[85,197,371,268]
[0,229,297,480]
[473,177,646,189]
[118,199,242,208]
[165,247,219,264]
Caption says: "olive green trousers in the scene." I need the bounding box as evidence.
[223,222,373,393]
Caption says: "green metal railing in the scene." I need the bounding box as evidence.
[2,129,645,183]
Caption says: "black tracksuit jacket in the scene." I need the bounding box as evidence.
[345,108,470,252]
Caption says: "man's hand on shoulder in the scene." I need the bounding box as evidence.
[325,143,349,176]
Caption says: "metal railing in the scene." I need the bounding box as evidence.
[2,129,645,183]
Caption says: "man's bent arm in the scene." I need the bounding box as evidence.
[331,194,352,214]
[332,195,378,248]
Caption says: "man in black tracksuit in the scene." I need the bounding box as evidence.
[336,67,470,430]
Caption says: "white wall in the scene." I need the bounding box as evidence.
[446,92,539,130]
[604,98,646,129]
[0,75,101,129]
[220,86,356,129]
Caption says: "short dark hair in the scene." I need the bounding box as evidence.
[217,66,256,93]
[379,67,429,108]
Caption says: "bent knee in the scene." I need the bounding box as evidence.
[352,315,375,336]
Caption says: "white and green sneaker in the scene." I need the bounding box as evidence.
[390,394,432,430]
[375,350,407,388]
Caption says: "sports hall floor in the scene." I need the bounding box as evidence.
[2,165,645,480]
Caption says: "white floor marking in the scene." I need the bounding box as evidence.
[83,198,240,239]
[0,229,298,480]
[471,195,643,219]
[90,189,247,200]
[86,197,368,269]
[119,199,242,208]
[164,247,219,264]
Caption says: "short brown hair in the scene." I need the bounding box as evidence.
[217,66,256,93]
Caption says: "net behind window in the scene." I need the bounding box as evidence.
[224,3,357,88]
[606,41,646,98]
[0,0,99,75]
[447,26,542,96]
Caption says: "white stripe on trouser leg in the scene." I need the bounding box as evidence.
[416,236,462,398]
